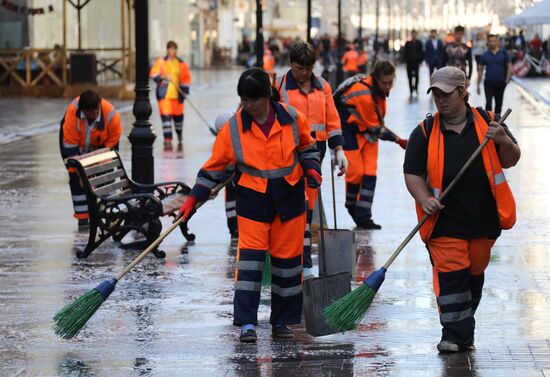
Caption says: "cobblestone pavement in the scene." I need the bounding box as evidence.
[0,65,550,376]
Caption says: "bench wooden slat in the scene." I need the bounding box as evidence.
[79,151,119,167]
[105,188,133,200]
[85,159,122,176]
[162,193,188,215]
[89,168,127,186]
[94,179,130,197]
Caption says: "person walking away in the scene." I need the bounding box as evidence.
[342,44,360,79]
[404,30,424,97]
[177,68,322,343]
[425,29,444,76]
[59,90,122,229]
[403,66,520,353]
[442,26,473,85]
[358,48,369,73]
[263,47,276,83]
[334,61,407,229]
[472,32,487,71]
[477,34,512,115]
[275,40,348,279]
[150,40,191,148]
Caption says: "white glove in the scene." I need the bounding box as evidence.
[335,149,348,176]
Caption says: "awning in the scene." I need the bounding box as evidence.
[505,0,550,27]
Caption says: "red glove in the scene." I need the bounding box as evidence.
[305,169,322,188]
[177,195,199,221]
[396,138,408,150]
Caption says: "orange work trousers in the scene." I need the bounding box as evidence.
[427,236,496,348]
[344,136,379,185]
[234,213,305,326]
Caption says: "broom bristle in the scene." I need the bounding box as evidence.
[53,289,106,339]
[323,284,376,332]
[261,253,271,286]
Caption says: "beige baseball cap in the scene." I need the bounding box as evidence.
[427,66,466,94]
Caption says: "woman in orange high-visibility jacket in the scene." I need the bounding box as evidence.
[341,44,359,78]
[177,68,322,343]
[276,40,347,279]
[150,40,191,146]
[59,90,122,229]
[335,60,407,229]
[404,67,520,354]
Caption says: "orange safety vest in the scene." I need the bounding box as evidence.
[416,108,516,242]
[263,50,275,74]
[61,97,122,154]
[342,50,359,72]
[276,71,343,146]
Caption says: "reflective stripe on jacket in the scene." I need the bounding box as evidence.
[149,56,191,102]
[60,97,122,157]
[276,70,344,149]
[416,108,516,242]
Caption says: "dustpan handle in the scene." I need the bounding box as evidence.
[317,185,328,274]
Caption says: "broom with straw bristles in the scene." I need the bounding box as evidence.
[323,108,512,332]
[53,177,232,339]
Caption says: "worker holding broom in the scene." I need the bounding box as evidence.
[275,40,347,279]
[334,60,407,230]
[177,68,322,343]
[403,66,520,353]
[150,40,191,148]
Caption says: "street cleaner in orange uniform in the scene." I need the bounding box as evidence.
[334,60,407,229]
[177,68,322,343]
[150,40,191,147]
[404,67,520,353]
[59,90,122,229]
[276,40,347,278]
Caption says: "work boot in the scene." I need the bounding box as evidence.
[239,325,257,343]
[78,218,89,230]
[437,340,460,353]
[357,219,382,230]
[272,325,293,339]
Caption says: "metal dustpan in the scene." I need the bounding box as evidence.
[302,182,352,337]
[318,161,356,278]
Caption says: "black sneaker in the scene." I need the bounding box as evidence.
[357,219,382,230]
[78,219,89,230]
[272,325,293,339]
[239,329,257,343]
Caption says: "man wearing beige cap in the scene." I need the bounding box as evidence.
[403,66,521,353]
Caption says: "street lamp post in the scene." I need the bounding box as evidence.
[307,0,312,44]
[335,0,344,86]
[358,0,363,49]
[129,0,156,184]
[254,0,264,68]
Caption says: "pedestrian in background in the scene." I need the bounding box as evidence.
[335,61,407,230]
[425,29,444,76]
[403,30,424,97]
[177,68,321,343]
[477,34,512,115]
[59,90,122,229]
[472,32,487,71]
[443,26,473,85]
[275,40,348,279]
[150,40,191,148]
[404,66,520,353]
[342,43,360,79]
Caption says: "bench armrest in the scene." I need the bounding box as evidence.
[131,180,191,200]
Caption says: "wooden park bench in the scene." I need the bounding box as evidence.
[66,148,195,258]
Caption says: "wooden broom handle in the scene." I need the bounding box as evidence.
[117,176,233,280]
[382,108,511,270]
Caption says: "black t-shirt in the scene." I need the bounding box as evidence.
[403,108,516,240]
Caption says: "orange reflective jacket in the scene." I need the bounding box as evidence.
[276,70,343,148]
[342,50,359,72]
[61,97,122,155]
[416,108,516,242]
[263,49,275,74]
[150,56,191,102]
[340,75,386,134]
